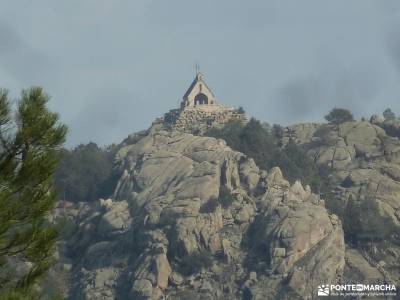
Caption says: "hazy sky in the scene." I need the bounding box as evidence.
[1,1,400,147]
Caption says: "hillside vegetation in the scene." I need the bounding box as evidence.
[205,118,323,192]
[9,105,400,299]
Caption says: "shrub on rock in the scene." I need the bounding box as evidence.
[324,108,354,125]
[180,251,213,276]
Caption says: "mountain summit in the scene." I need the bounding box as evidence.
[49,77,400,299]
[163,72,246,134]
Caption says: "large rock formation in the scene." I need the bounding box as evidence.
[282,121,400,290]
[282,122,400,224]
[55,124,346,299]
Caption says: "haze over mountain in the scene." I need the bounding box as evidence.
[2,1,400,146]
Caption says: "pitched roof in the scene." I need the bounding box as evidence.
[183,73,215,100]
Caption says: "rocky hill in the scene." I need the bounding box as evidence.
[283,121,400,287]
[51,120,400,299]
[283,121,400,231]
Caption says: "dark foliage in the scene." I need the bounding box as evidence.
[271,124,284,146]
[57,217,79,240]
[207,120,244,151]
[0,87,67,298]
[341,176,354,188]
[342,196,361,244]
[242,216,271,273]
[274,142,322,190]
[379,122,400,139]
[237,106,245,114]
[324,108,354,125]
[383,108,396,121]
[179,251,213,276]
[206,118,322,191]
[218,186,235,208]
[344,196,397,245]
[206,118,277,170]
[55,143,119,202]
[199,198,219,213]
[313,125,337,146]
[199,186,235,213]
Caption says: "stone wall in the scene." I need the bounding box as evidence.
[163,106,247,134]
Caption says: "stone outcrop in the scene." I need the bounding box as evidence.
[47,117,400,299]
[54,124,347,299]
[282,121,400,230]
[245,168,344,299]
[164,106,247,135]
[344,249,384,283]
[282,120,400,290]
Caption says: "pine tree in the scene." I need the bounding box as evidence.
[0,87,67,298]
[54,142,118,202]
[324,108,354,125]
[383,108,396,121]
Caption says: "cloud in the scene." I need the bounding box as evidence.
[1,1,400,146]
[0,19,54,85]
[0,21,21,54]
[270,63,382,124]
[387,28,400,73]
[273,77,325,120]
[67,87,146,147]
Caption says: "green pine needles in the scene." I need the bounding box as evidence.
[0,87,67,299]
